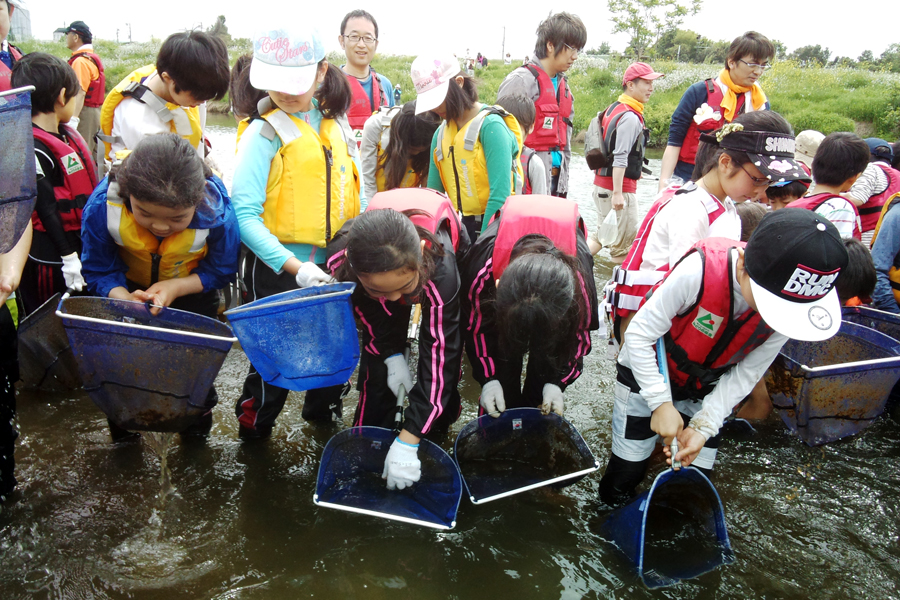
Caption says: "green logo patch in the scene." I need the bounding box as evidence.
[62,152,84,175]
[692,307,723,339]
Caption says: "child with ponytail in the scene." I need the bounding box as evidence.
[231,23,363,439]
[320,187,467,489]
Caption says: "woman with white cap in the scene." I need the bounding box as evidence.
[230,23,362,440]
[412,52,523,240]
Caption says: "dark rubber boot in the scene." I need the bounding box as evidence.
[239,424,273,441]
[597,454,650,508]
[108,419,140,442]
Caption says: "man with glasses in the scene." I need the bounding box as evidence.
[496,12,586,198]
[338,10,395,148]
[659,31,774,189]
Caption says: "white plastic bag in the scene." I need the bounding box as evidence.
[598,209,618,247]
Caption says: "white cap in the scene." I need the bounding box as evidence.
[250,25,326,95]
[410,52,461,115]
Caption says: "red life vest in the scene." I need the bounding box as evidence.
[31,124,99,234]
[491,195,583,279]
[366,187,461,252]
[522,64,573,152]
[346,69,388,146]
[593,101,648,189]
[520,147,535,195]
[678,78,747,166]
[788,192,862,240]
[67,51,106,108]
[858,163,900,233]
[0,45,24,92]
[609,183,727,318]
[644,237,774,400]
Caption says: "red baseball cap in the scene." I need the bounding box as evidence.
[623,62,664,85]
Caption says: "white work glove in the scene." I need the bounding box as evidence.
[294,262,334,288]
[541,383,565,416]
[61,252,85,292]
[68,116,80,129]
[382,437,421,490]
[385,353,414,397]
[480,379,506,418]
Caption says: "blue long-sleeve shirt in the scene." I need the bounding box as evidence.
[81,175,240,298]
[667,80,771,147]
[871,205,900,313]
[231,100,364,271]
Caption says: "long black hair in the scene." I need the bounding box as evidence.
[335,208,445,294]
[379,101,440,190]
[494,234,588,371]
[692,110,794,181]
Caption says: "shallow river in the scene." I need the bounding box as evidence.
[2,115,898,599]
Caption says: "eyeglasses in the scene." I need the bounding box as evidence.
[343,34,377,45]
[738,162,771,187]
[563,43,580,54]
[738,59,771,71]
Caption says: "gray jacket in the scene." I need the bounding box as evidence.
[497,56,573,194]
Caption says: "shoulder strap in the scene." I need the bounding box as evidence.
[434,121,448,161]
[121,82,175,124]
[463,107,507,152]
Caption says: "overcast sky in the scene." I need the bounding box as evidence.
[22,0,894,62]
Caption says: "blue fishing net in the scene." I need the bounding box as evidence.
[315,427,462,529]
[453,408,599,503]
[59,297,235,432]
[0,87,37,253]
[602,467,735,589]
[17,293,81,390]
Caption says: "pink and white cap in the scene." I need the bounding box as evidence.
[250,25,326,95]
[411,52,462,115]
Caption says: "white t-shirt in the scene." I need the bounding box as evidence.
[620,250,787,439]
[638,183,741,271]
[109,95,207,160]
[811,196,858,240]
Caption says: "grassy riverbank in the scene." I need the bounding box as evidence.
[19,39,900,144]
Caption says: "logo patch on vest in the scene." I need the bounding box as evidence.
[692,307,723,339]
[782,265,839,300]
[542,116,554,130]
[62,152,84,175]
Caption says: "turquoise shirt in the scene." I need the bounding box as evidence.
[231,100,364,271]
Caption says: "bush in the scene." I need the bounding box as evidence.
[785,109,856,135]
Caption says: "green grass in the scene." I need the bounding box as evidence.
[19,40,900,143]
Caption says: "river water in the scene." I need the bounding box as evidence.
[2,115,898,599]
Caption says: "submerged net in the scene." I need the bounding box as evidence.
[0,87,37,253]
[316,427,461,529]
[17,293,82,390]
[454,408,598,502]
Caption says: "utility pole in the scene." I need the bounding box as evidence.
[677,45,681,62]
[501,26,505,61]
[116,29,119,43]
[126,23,132,43]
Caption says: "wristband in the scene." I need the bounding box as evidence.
[395,438,419,448]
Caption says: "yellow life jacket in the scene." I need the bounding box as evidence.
[870,192,900,305]
[105,182,209,288]
[99,65,203,162]
[237,101,360,246]
[372,105,420,192]
[376,160,420,192]
[433,105,524,216]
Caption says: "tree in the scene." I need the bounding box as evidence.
[790,44,831,66]
[771,40,788,60]
[207,15,232,44]
[585,42,612,55]
[880,44,900,73]
[607,0,702,59]
[858,49,875,64]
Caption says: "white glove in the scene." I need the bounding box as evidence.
[61,252,85,292]
[382,437,421,490]
[480,379,506,417]
[68,116,80,129]
[385,353,413,397]
[294,262,334,288]
[541,383,564,416]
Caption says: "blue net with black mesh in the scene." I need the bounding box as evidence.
[453,408,599,504]
[0,86,37,253]
[315,427,462,530]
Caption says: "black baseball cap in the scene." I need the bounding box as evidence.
[701,128,811,184]
[744,209,848,341]
[66,21,92,39]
